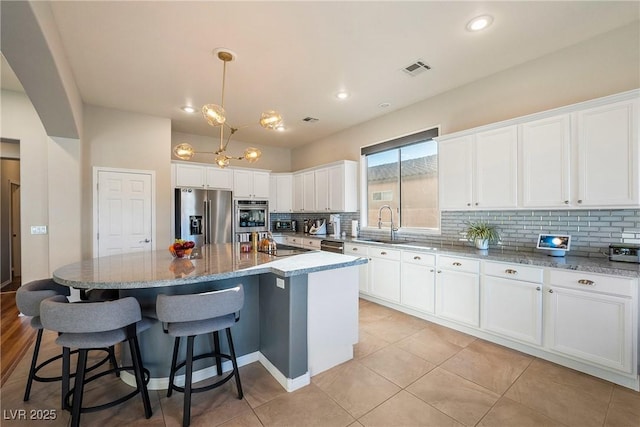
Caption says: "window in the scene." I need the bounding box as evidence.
[362,128,439,231]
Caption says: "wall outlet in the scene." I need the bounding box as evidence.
[276,278,285,289]
[30,225,47,235]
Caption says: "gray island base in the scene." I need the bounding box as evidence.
[52,244,366,392]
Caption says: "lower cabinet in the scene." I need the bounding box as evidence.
[401,251,436,313]
[481,261,543,346]
[344,243,370,294]
[369,247,401,303]
[435,256,480,327]
[545,270,635,373]
[284,235,303,247]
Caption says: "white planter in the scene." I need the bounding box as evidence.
[475,238,489,250]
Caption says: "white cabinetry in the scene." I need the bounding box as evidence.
[545,269,636,373]
[174,163,233,190]
[293,171,315,212]
[292,161,357,213]
[303,238,322,250]
[435,256,480,327]
[575,99,638,207]
[284,235,303,247]
[315,168,330,211]
[233,169,269,199]
[401,251,436,314]
[269,174,293,213]
[481,261,543,345]
[439,126,517,210]
[369,247,401,303]
[345,243,370,294]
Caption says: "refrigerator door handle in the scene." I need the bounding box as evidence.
[203,199,209,245]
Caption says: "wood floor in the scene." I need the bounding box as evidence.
[1,290,35,386]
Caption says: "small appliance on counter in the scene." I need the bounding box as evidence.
[537,233,571,257]
[309,219,327,235]
[609,243,640,263]
[273,220,296,232]
[329,214,341,238]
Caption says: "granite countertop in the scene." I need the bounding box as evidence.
[52,244,367,289]
[274,232,640,278]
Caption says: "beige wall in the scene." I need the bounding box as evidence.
[83,105,173,257]
[291,22,640,170]
[171,131,292,172]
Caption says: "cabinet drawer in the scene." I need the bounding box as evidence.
[484,261,543,283]
[285,236,303,247]
[437,256,479,273]
[549,269,635,297]
[303,238,321,249]
[345,244,368,256]
[369,247,401,260]
[402,251,436,266]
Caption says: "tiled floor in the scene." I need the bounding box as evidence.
[2,299,639,426]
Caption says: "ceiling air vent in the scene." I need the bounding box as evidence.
[302,117,319,123]
[402,59,431,77]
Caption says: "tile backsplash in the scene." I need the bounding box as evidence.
[272,209,640,258]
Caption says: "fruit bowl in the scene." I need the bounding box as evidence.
[169,240,195,259]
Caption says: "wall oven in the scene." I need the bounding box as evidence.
[234,200,269,234]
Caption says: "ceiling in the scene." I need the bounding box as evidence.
[2,1,638,149]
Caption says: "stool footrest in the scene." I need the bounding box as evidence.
[170,352,235,395]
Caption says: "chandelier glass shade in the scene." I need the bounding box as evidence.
[172,48,282,168]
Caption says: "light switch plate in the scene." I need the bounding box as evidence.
[30,225,47,235]
[276,278,285,289]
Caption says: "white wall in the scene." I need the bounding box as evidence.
[171,131,292,172]
[0,89,82,282]
[83,105,172,257]
[291,22,640,170]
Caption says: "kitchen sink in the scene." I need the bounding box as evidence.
[354,238,420,246]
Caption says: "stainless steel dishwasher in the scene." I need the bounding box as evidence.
[320,240,344,254]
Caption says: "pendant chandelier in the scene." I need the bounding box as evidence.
[172,48,283,168]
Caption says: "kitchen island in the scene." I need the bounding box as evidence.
[53,244,367,391]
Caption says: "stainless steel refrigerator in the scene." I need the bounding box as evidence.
[174,188,233,246]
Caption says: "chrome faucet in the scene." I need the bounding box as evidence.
[377,205,398,241]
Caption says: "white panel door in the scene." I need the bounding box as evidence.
[98,170,153,257]
[438,135,474,209]
[474,125,518,208]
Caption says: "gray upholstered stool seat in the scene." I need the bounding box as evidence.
[15,279,117,404]
[41,295,154,427]
[156,285,244,427]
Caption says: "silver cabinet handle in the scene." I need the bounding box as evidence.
[380,251,387,255]
[577,200,583,204]
[430,269,434,273]
[414,256,421,260]
[452,262,462,266]
[352,248,358,251]
[564,200,569,204]
[139,238,150,243]
[536,286,541,291]
[548,289,554,293]
[505,269,518,275]
[467,203,471,206]
[578,279,595,286]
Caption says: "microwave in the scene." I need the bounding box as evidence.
[234,200,269,233]
[274,220,296,232]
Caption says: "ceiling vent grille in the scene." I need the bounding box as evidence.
[402,59,431,77]
[302,117,319,123]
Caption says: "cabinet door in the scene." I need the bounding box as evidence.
[475,125,518,208]
[275,174,293,213]
[520,115,571,207]
[233,170,252,198]
[576,99,639,206]
[370,253,401,303]
[293,173,304,212]
[401,262,436,313]
[175,164,205,188]
[315,168,329,211]
[438,135,473,209]
[302,171,316,212]
[328,165,344,212]
[482,276,542,345]
[545,286,633,373]
[435,270,479,327]
[205,167,232,190]
[345,243,370,294]
[269,176,278,211]
[252,171,270,199]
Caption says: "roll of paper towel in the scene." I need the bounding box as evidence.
[351,220,359,237]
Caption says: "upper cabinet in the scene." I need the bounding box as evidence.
[439,90,639,210]
[293,161,358,213]
[174,163,233,190]
[233,169,270,199]
[439,126,517,210]
[269,173,293,213]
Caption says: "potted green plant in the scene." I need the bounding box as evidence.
[465,221,501,250]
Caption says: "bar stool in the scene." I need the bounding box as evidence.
[156,285,244,427]
[15,279,118,405]
[40,295,154,427]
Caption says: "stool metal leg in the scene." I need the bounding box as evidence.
[184,335,195,427]
[226,328,243,399]
[62,347,70,410]
[167,337,180,397]
[70,349,88,427]
[108,345,119,377]
[213,331,222,376]
[24,329,44,401]
[129,336,152,419]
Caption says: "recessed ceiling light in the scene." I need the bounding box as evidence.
[336,91,349,100]
[275,124,285,131]
[181,105,197,113]
[466,15,493,32]
[378,102,391,108]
